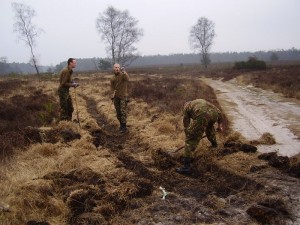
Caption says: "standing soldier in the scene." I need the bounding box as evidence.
[176,99,224,174]
[58,58,79,121]
[110,63,130,132]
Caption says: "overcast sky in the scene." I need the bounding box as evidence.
[1,0,299,66]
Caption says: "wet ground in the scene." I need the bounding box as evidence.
[204,77,300,157]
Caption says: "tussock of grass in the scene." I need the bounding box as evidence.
[225,131,248,144]
[6,180,69,223]
[250,132,276,145]
[153,120,175,134]
[31,143,59,157]
[56,121,80,133]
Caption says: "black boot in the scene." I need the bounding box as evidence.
[120,123,127,132]
[176,157,191,174]
[210,140,218,148]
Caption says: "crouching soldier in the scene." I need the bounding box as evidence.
[58,58,79,121]
[176,99,224,174]
[110,63,129,133]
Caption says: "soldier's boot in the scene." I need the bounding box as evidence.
[120,123,128,133]
[210,140,218,148]
[176,157,192,174]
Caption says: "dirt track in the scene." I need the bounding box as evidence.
[204,78,300,157]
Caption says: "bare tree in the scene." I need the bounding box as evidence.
[96,6,143,66]
[189,17,215,68]
[12,2,43,75]
[0,57,8,63]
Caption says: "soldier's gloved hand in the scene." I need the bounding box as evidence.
[111,97,114,102]
[72,82,79,88]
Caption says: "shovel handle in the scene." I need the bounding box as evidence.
[173,145,184,153]
[74,88,81,127]
[171,135,207,153]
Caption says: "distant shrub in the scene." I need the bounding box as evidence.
[130,77,217,114]
[38,101,57,124]
[234,57,267,70]
[0,79,29,95]
[0,132,26,160]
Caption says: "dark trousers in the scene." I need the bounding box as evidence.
[58,88,74,121]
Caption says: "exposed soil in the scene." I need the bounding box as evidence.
[0,70,300,225]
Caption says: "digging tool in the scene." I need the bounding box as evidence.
[168,128,223,154]
[108,90,116,115]
[168,135,207,154]
[74,87,81,127]
[102,90,116,127]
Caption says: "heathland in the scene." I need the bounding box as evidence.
[0,63,300,224]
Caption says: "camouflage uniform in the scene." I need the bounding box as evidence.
[183,99,223,158]
[58,66,74,121]
[110,71,129,124]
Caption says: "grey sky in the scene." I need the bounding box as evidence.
[1,0,299,66]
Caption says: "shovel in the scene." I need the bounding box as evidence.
[74,87,81,127]
[168,135,207,154]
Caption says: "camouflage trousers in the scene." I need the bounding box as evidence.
[184,117,217,158]
[113,97,127,124]
[58,88,74,121]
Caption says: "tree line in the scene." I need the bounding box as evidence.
[1,49,299,75]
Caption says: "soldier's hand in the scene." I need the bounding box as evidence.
[72,82,79,88]
[216,124,223,132]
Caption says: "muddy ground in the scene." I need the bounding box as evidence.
[204,77,300,157]
[0,68,300,225]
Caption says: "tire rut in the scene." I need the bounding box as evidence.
[81,94,264,201]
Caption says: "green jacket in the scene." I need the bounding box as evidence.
[110,71,129,98]
[58,66,73,89]
[183,99,223,128]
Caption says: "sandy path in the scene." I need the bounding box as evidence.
[203,78,300,157]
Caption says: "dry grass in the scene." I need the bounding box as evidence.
[250,132,276,145]
[0,67,298,225]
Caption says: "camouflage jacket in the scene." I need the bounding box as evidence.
[183,99,223,128]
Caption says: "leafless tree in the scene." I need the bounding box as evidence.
[12,2,43,75]
[95,6,143,67]
[189,17,215,68]
[0,57,8,63]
